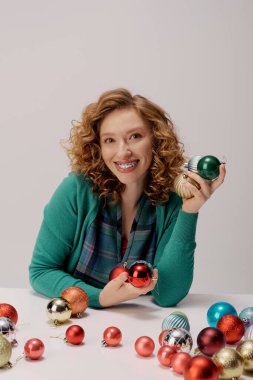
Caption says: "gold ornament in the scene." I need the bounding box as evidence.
[47,297,72,325]
[0,334,12,368]
[173,173,201,199]
[212,347,244,379]
[236,339,253,372]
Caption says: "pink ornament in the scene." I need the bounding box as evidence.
[102,326,122,347]
[157,345,177,366]
[171,352,191,374]
[135,336,155,357]
[65,325,85,345]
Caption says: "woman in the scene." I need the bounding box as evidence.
[29,88,226,308]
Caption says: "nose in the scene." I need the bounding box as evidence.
[117,140,132,158]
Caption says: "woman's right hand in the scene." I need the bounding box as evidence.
[99,269,158,307]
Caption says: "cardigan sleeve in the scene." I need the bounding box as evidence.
[29,174,103,308]
[152,205,198,307]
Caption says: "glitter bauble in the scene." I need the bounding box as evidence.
[171,352,191,374]
[47,297,72,325]
[128,260,153,288]
[102,326,122,347]
[217,314,244,344]
[162,328,193,353]
[236,339,253,372]
[157,345,177,366]
[197,155,220,180]
[135,336,155,357]
[212,348,244,379]
[0,304,18,325]
[197,327,226,356]
[0,317,16,344]
[245,325,253,340]
[207,302,237,327]
[65,325,85,345]
[24,338,45,360]
[61,286,88,317]
[109,265,129,281]
[0,334,12,368]
[184,355,219,380]
[239,307,253,329]
[162,311,190,332]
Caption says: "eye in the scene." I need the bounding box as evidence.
[130,133,142,140]
[104,137,114,144]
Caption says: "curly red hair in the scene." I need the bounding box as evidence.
[63,88,185,204]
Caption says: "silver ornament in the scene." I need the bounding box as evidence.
[0,317,17,344]
[162,327,193,353]
[239,307,253,329]
[162,311,190,332]
[245,325,253,340]
[47,297,72,325]
[184,156,203,172]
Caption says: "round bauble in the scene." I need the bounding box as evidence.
[61,287,88,317]
[162,328,193,353]
[197,327,226,356]
[0,303,18,325]
[184,355,219,380]
[158,329,170,346]
[245,325,253,340]
[186,156,203,172]
[157,345,177,366]
[65,325,85,345]
[171,352,191,374]
[135,336,155,357]
[102,326,122,347]
[0,317,16,344]
[109,265,129,281]
[239,307,253,329]
[197,155,220,180]
[236,339,253,372]
[212,348,244,379]
[162,311,190,332]
[207,302,237,327]
[217,314,244,344]
[0,334,12,368]
[128,260,153,288]
[24,338,45,360]
[47,297,72,325]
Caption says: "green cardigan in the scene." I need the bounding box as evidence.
[29,173,198,308]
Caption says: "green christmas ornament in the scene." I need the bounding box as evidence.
[197,155,220,180]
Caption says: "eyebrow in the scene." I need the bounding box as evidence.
[100,127,146,138]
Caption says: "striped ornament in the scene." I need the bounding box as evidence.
[162,311,190,332]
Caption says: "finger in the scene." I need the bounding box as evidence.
[185,172,212,199]
[110,271,129,289]
[211,164,226,191]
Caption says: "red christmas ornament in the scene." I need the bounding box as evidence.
[61,286,88,317]
[128,261,153,288]
[158,329,170,346]
[109,265,129,281]
[24,338,45,360]
[217,314,244,344]
[157,345,177,366]
[65,325,85,345]
[0,303,18,325]
[102,326,122,347]
[184,355,219,380]
[197,327,226,356]
[135,336,155,357]
[171,352,192,374]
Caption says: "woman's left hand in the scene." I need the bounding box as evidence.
[182,164,226,213]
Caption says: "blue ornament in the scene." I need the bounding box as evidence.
[239,307,253,329]
[162,311,190,332]
[207,302,237,327]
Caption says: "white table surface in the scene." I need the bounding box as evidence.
[0,288,252,380]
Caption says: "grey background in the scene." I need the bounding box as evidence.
[1,0,252,294]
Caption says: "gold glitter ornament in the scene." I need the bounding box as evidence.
[47,297,72,325]
[0,334,12,368]
[173,173,193,199]
[236,339,253,372]
[212,347,244,380]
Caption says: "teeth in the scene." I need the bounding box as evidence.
[117,161,138,169]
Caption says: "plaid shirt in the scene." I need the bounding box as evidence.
[74,194,156,288]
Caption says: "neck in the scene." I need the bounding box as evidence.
[121,183,144,209]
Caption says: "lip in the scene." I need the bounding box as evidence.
[114,159,139,164]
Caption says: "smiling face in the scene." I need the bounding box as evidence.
[99,108,153,189]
